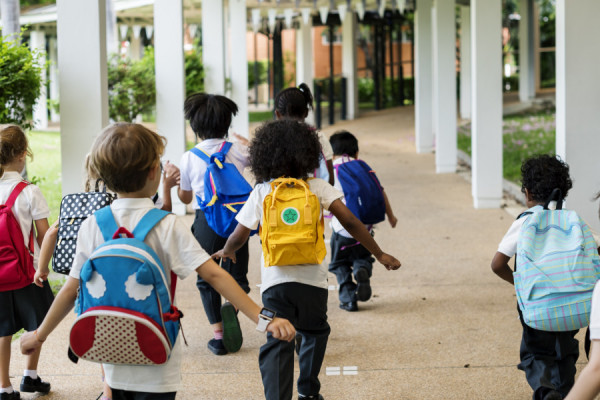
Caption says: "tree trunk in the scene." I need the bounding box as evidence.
[0,0,20,44]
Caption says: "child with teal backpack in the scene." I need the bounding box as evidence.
[491,155,600,400]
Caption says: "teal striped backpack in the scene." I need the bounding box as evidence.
[515,191,600,332]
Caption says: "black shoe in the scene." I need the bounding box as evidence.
[355,267,372,302]
[0,391,20,400]
[207,338,228,355]
[299,395,324,400]
[543,390,563,400]
[20,375,50,394]
[339,301,358,312]
[221,302,243,353]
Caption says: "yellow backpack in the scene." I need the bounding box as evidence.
[260,177,326,267]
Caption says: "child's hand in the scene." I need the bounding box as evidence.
[20,331,44,355]
[388,215,398,228]
[231,132,250,146]
[163,161,180,189]
[34,266,49,288]
[267,317,296,342]
[211,249,237,264]
[377,253,401,270]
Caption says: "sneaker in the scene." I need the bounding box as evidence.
[207,338,228,356]
[543,390,563,400]
[20,376,50,394]
[298,395,324,400]
[339,301,358,312]
[0,391,20,400]
[221,302,243,353]
[355,267,372,302]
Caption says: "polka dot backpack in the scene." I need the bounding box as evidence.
[52,181,115,275]
[69,207,183,365]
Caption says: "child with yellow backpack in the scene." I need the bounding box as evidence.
[213,119,401,400]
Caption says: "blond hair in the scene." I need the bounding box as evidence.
[0,125,32,178]
[89,123,166,193]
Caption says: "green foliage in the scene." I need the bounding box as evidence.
[248,60,268,89]
[185,43,204,96]
[0,35,43,130]
[27,130,61,222]
[358,77,415,106]
[107,48,156,122]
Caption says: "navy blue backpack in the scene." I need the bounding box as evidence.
[335,157,386,225]
[190,142,253,238]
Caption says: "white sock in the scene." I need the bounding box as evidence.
[23,369,38,379]
[0,386,14,394]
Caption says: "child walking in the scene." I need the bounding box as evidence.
[0,125,53,400]
[328,130,397,312]
[177,93,251,355]
[213,120,401,400]
[20,122,295,400]
[491,155,582,400]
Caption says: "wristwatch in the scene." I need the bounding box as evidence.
[256,307,276,333]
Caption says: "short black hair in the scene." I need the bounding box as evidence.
[184,93,238,140]
[249,120,321,183]
[329,130,359,157]
[274,83,313,120]
[520,154,573,203]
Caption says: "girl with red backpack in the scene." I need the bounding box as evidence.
[0,125,53,400]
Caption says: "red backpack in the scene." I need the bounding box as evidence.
[0,181,35,292]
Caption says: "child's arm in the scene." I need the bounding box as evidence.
[231,132,250,147]
[177,188,193,205]
[195,258,295,341]
[328,199,401,270]
[326,159,335,186]
[565,341,600,399]
[20,276,79,354]
[491,252,514,284]
[161,161,180,212]
[34,220,59,287]
[34,217,50,247]
[212,224,252,263]
[382,189,397,228]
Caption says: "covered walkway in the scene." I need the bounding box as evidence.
[9,107,589,399]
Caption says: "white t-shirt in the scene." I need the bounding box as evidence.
[589,281,600,340]
[236,179,343,294]
[69,198,211,393]
[179,139,249,209]
[0,171,49,268]
[312,131,333,181]
[497,216,528,258]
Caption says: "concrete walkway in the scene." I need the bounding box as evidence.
[9,106,588,399]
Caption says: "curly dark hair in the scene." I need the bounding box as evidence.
[274,83,313,120]
[330,130,359,157]
[249,119,321,183]
[520,154,572,203]
[184,93,238,140]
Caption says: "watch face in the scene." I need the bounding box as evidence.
[261,308,276,319]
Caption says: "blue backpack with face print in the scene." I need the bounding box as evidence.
[69,207,182,365]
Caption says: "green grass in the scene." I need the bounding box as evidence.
[249,110,273,123]
[457,111,556,183]
[27,131,62,223]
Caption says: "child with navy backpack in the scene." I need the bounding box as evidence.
[213,120,401,400]
[0,124,53,400]
[20,123,295,400]
[328,130,397,312]
[177,93,252,356]
[491,155,600,400]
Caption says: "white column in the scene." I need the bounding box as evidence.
[556,0,600,231]
[459,5,471,120]
[30,30,48,130]
[519,0,535,102]
[296,17,315,126]
[129,32,142,60]
[154,0,186,215]
[48,37,60,123]
[202,0,226,94]
[229,0,249,137]
[471,0,502,209]
[57,0,108,196]
[342,11,358,120]
[414,0,434,153]
[432,0,456,173]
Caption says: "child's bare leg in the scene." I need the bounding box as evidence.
[24,342,42,371]
[101,365,112,399]
[0,336,12,388]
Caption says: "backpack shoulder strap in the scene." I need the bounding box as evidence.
[517,211,534,220]
[94,206,119,242]
[219,141,232,156]
[132,208,170,241]
[4,181,29,209]
[190,147,210,163]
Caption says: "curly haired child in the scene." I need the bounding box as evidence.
[213,119,401,400]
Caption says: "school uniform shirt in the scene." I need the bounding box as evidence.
[179,139,249,209]
[69,198,211,393]
[236,178,343,295]
[311,130,334,181]
[0,171,49,268]
[589,282,600,340]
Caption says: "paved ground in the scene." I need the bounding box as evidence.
[9,106,589,399]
